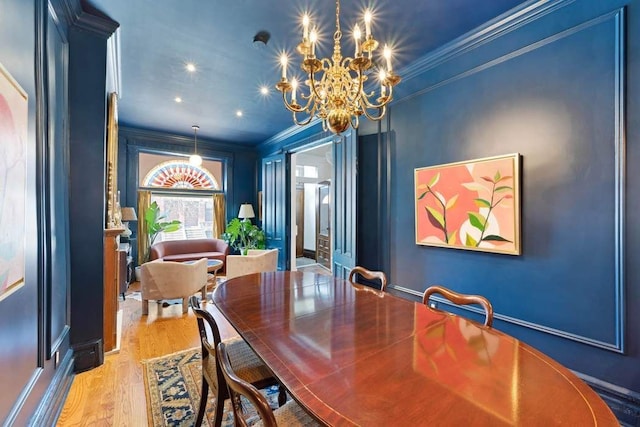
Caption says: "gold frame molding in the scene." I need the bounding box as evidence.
[106,92,119,228]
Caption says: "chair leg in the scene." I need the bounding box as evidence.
[182,297,188,314]
[278,384,287,406]
[212,383,227,427]
[195,376,209,427]
[142,299,148,315]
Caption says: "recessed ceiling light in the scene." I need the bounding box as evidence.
[185,63,196,72]
[236,110,243,117]
[174,97,183,103]
[260,86,269,95]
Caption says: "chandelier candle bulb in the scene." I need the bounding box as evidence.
[380,70,387,97]
[384,45,392,72]
[310,28,317,57]
[291,79,297,103]
[280,54,287,80]
[354,25,361,56]
[303,14,310,41]
[364,10,372,39]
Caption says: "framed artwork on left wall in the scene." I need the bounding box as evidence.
[0,62,28,301]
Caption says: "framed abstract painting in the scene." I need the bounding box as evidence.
[414,153,521,255]
[0,62,28,301]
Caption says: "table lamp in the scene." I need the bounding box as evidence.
[121,207,138,237]
[238,203,255,222]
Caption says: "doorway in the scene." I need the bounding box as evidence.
[290,142,333,273]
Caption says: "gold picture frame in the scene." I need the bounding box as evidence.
[0,61,28,301]
[414,153,521,255]
[106,92,119,228]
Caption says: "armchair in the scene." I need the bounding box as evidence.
[225,249,278,280]
[140,258,208,315]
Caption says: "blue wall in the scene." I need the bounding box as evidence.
[257,0,640,417]
[384,0,640,394]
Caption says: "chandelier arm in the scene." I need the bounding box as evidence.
[360,84,393,110]
[350,114,359,130]
[308,70,324,101]
[280,90,301,113]
[296,85,317,112]
[292,108,317,126]
[361,104,387,122]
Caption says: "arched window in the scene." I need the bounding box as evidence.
[142,160,219,189]
[137,156,226,242]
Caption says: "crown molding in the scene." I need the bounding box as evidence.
[120,125,255,155]
[57,0,119,39]
[107,29,122,95]
[399,0,575,84]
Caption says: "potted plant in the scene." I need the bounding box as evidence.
[222,218,266,255]
[142,201,182,262]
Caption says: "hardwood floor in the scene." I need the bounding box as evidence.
[57,282,238,426]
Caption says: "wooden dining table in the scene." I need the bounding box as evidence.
[211,271,617,426]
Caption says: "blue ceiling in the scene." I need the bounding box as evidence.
[88,0,529,145]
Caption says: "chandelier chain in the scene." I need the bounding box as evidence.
[334,0,341,41]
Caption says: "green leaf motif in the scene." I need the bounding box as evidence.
[474,198,491,208]
[482,235,512,243]
[461,182,486,193]
[426,206,445,231]
[494,186,512,193]
[465,233,478,247]
[428,173,440,188]
[494,170,501,182]
[468,212,485,231]
[447,230,458,245]
[497,175,513,183]
[446,194,459,210]
[417,190,429,200]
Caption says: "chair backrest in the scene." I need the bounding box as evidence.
[216,342,277,427]
[348,266,387,291]
[225,249,279,280]
[140,258,207,299]
[189,295,224,394]
[422,285,494,327]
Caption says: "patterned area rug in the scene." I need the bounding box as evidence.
[142,348,281,426]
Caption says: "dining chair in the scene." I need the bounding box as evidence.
[217,342,319,427]
[140,258,208,315]
[422,285,494,327]
[189,296,286,427]
[348,266,387,291]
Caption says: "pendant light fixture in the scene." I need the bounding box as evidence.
[189,125,202,166]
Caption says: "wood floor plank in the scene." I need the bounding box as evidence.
[57,283,204,426]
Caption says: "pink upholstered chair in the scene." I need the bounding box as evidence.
[140,258,208,314]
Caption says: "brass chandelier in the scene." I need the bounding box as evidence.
[276,0,401,135]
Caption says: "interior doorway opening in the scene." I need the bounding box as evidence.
[290,142,333,273]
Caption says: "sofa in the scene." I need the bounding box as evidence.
[149,238,229,271]
[225,249,279,280]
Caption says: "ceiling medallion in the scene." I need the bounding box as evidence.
[276,0,401,134]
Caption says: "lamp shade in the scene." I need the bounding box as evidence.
[238,203,255,219]
[121,207,138,222]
